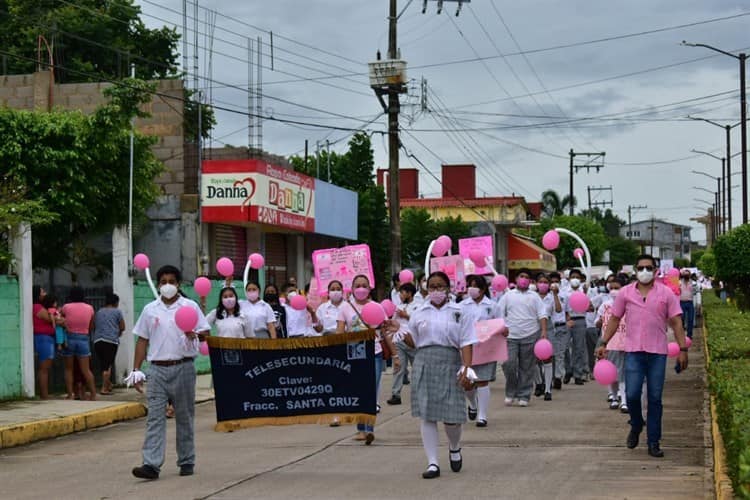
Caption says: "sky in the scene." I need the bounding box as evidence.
[136,0,750,245]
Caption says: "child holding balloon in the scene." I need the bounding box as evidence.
[595,276,629,412]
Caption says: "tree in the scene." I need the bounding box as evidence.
[697,248,716,277]
[531,215,607,270]
[578,207,625,238]
[712,226,750,308]
[0,79,164,270]
[541,189,576,218]
[400,208,434,267]
[1,0,180,83]
[606,236,640,274]
[434,216,472,252]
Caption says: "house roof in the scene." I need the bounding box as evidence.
[629,219,691,229]
[398,196,527,209]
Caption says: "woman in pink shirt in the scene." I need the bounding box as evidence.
[61,287,97,400]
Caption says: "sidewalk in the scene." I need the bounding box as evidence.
[0,374,214,449]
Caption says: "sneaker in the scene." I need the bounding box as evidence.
[609,399,620,410]
[387,395,402,405]
[518,400,529,407]
[607,393,615,402]
[620,403,629,413]
[132,464,159,480]
[504,397,515,407]
[544,392,552,401]
[179,464,194,476]
[553,378,562,390]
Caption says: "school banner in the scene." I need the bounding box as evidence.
[312,244,375,292]
[206,331,377,432]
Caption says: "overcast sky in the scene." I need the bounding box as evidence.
[137,0,750,244]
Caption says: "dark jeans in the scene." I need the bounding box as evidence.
[680,301,694,338]
[625,352,667,445]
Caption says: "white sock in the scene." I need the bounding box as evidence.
[421,420,439,467]
[609,382,618,398]
[465,388,477,410]
[543,364,553,393]
[444,423,462,455]
[477,386,490,421]
[619,381,626,403]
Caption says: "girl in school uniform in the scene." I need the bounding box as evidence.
[399,271,477,479]
[336,274,383,445]
[459,274,496,427]
[238,281,278,339]
[206,287,254,338]
[313,280,345,335]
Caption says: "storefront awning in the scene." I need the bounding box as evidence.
[507,234,557,272]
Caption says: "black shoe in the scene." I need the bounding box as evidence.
[179,464,194,476]
[544,392,552,401]
[534,384,544,397]
[422,464,441,479]
[132,464,159,480]
[553,378,562,390]
[387,395,402,405]
[365,432,375,445]
[563,374,572,384]
[449,449,462,472]
[648,443,664,458]
[467,406,477,421]
[574,378,584,385]
[476,419,487,428]
[627,428,641,449]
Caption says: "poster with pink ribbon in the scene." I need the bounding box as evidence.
[313,244,375,293]
[473,318,508,365]
[430,255,466,292]
[459,235,494,275]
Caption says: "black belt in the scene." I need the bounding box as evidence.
[570,316,585,320]
[554,322,566,327]
[151,357,194,367]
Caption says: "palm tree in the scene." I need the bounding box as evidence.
[541,189,576,217]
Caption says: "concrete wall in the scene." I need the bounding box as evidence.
[0,277,23,400]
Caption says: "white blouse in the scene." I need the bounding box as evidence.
[206,309,254,338]
[238,299,276,335]
[407,301,477,350]
[316,300,343,333]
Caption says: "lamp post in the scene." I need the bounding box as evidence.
[692,170,722,234]
[693,197,717,244]
[682,41,747,224]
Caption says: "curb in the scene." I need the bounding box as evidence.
[0,402,146,450]
[702,315,736,500]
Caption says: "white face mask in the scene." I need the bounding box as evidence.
[637,270,654,284]
[609,290,620,299]
[569,278,581,289]
[160,283,178,300]
[328,290,343,303]
[287,291,297,299]
[528,283,538,292]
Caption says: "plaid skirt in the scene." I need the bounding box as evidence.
[472,361,497,381]
[607,349,626,384]
[411,345,466,424]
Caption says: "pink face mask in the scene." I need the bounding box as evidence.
[246,291,259,302]
[537,282,550,294]
[516,277,530,290]
[467,287,482,299]
[353,287,370,301]
[222,297,237,309]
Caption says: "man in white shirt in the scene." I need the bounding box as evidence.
[130,265,210,480]
[494,268,548,407]
[565,269,588,385]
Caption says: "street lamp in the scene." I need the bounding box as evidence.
[691,169,722,234]
[682,41,747,224]
[694,196,718,243]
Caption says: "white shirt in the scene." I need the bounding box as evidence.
[494,289,547,339]
[284,304,312,337]
[395,299,422,330]
[390,288,403,307]
[408,301,477,349]
[549,291,567,324]
[133,296,210,361]
[413,292,429,306]
[206,309,254,338]
[316,300,343,333]
[238,299,276,335]
[459,296,496,324]
[539,293,554,319]
[565,287,586,319]
[595,295,614,326]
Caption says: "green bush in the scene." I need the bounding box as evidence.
[703,300,750,361]
[709,359,750,498]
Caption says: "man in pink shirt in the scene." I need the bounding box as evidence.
[596,255,688,459]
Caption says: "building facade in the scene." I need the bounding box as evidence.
[620,218,692,262]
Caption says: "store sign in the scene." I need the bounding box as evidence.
[201,160,315,232]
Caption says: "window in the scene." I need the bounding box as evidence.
[626,230,641,238]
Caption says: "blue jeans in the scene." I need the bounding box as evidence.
[680,301,694,338]
[625,352,667,445]
[357,352,383,433]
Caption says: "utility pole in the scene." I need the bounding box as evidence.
[326,139,331,182]
[387,0,401,275]
[568,149,606,216]
[627,204,647,240]
[741,52,747,224]
[650,216,656,255]
[587,185,613,210]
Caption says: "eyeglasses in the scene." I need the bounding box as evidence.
[427,285,447,292]
[636,265,654,272]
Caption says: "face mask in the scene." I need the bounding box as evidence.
[429,290,447,305]
[528,283,538,292]
[247,291,259,302]
[537,283,550,294]
[160,283,178,299]
[516,277,530,290]
[467,287,481,299]
[287,291,297,299]
[353,287,370,301]
[222,297,237,309]
[598,286,607,294]
[637,270,654,284]
[328,290,343,303]
[609,290,620,299]
[569,278,581,288]
[264,293,278,303]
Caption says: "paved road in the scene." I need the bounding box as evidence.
[0,329,711,500]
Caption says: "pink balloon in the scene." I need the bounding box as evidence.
[174,306,199,332]
[685,337,693,349]
[194,277,211,297]
[133,253,150,271]
[431,237,449,257]
[669,341,683,357]
[361,302,386,327]
[491,274,509,292]
[248,253,265,270]
[380,299,397,318]
[399,269,414,284]
[573,248,584,259]
[444,264,456,275]
[534,338,554,361]
[593,359,618,385]
[469,249,486,268]
[216,257,234,277]
[542,230,560,251]
[289,294,307,311]
[568,291,590,314]
[199,341,209,356]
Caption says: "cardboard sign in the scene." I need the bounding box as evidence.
[313,244,375,293]
[472,318,508,365]
[459,236,494,275]
[430,255,466,292]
